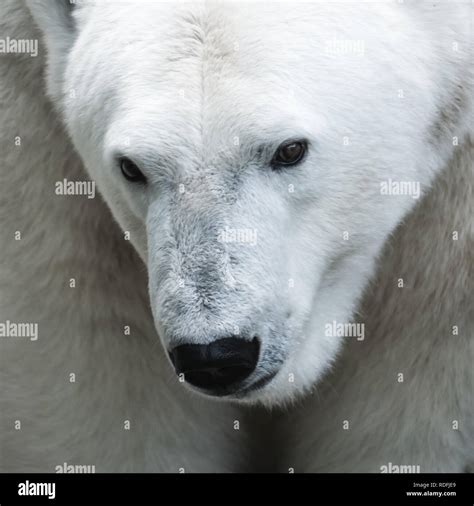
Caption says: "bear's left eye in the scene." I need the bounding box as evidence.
[272,140,307,168]
[119,157,146,184]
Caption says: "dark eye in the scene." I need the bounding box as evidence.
[272,140,307,167]
[120,157,146,183]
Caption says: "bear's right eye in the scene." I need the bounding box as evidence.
[119,157,147,184]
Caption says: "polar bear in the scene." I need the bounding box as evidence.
[0,0,472,473]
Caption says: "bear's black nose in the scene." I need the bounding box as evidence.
[169,337,260,394]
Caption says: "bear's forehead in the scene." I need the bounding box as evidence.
[78,1,331,77]
[72,3,319,141]
[69,2,407,163]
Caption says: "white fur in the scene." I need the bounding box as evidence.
[0,0,472,472]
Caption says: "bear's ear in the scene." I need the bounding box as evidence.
[26,0,78,100]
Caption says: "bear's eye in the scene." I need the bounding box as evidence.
[119,157,146,184]
[272,140,307,167]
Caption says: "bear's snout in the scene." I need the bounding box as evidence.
[169,336,260,396]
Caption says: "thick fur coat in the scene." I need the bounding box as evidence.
[0,0,472,472]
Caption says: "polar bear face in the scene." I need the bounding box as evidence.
[28,0,464,405]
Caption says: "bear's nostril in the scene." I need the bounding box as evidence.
[169,337,259,393]
[184,365,254,390]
